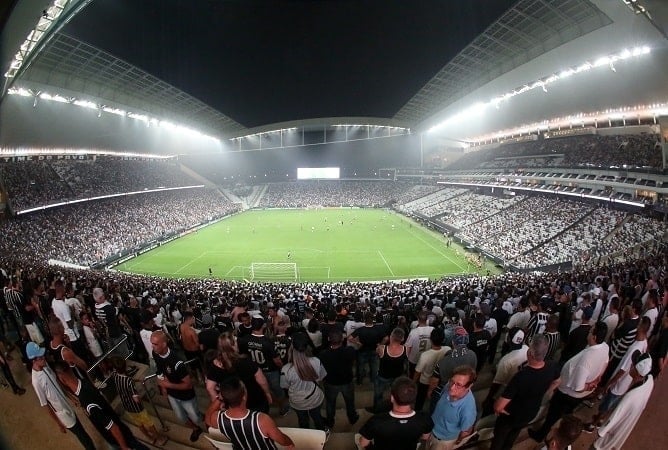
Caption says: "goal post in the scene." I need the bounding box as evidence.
[249,262,298,281]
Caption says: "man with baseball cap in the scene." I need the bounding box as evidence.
[28,342,96,450]
[592,351,654,450]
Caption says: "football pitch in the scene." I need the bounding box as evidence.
[115,209,499,282]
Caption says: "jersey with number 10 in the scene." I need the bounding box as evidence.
[238,334,279,372]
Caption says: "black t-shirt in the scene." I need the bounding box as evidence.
[318,345,356,385]
[320,321,344,348]
[77,380,130,445]
[238,334,279,372]
[199,328,221,354]
[353,325,387,352]
[274,334,292,365]
[561,324,592,363]
[501,361,560,426]
[95,302,122,338]
[237,323,253,338]
[153,349,196,400]
[123,307,142,332]
[468,330,491,363]
[359,410,432,450]
[20,296,38,324]
[206,357,267,411]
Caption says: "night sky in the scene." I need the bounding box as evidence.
[63,0,516,128]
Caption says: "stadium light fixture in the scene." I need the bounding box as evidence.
[6,86,220,142]
[4,0,69,78]
[428,46,652,134]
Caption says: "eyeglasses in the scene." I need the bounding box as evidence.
[449,379,470,389]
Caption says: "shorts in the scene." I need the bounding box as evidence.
[126,409,155,429]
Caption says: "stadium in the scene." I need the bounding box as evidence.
[0,1,666,449]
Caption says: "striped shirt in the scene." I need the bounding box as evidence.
[113,373,143,413]
[610,317,639,360]
[218,410,277,450]
[543,331,561,361]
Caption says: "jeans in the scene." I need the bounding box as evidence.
[324,382,358,423]
[68,417,96,450]
[357,350,378,384]
[294,404,327,430]
[373,375,395,411]
[265,370,286,400]
[168,395,201,425]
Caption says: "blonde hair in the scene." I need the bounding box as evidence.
[217,332,241,371]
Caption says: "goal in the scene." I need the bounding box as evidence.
[249,262,298,281]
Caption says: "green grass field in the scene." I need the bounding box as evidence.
[115,209,499,282]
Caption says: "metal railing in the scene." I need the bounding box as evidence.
[86,334,132,376]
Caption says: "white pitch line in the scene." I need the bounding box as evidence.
[406,226,467,271]
[173,252,207,274]
[377,250,395,276]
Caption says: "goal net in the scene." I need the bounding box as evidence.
[249,262,298,281]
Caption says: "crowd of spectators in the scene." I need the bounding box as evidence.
[392,184,443,206]
[512,208,627,268]
[0,189,238,267]
[455,196,592,261]
[396,187,469,217]
[0,240,665,450]
[0,159,197,212]
[258,181,417,208]
[446,133,663,171]
[591,214,667,261]
[435,192,524,228]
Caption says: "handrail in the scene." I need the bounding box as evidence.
[86,334,131,375]
[142,373,168,432]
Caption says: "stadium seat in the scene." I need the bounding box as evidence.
[204,435,234,449]
[278,427,326,450]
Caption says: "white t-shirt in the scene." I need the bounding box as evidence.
[406,325,434,364]
[51,299,79,342]
[507,310,530,331]
[559,342,610,399]
[602,313,619,343]
[415,347,450,385]
[493,345,529,386]
[65,297,84,320]
[610,339,648,396]
[484,318,498,338]
[32,367,77,428]
[83,325,103,358]
[643,308,658,337]
[140,328,154,359]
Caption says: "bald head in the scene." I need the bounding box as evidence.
[150,330,169,356]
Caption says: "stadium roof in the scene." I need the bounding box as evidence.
[1,0,668,145]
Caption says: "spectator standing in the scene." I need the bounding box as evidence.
[592,352,654,450]
[370,327,407,413]
[543,314,561,361]
[559,306,594,364]
[405,311,433,377]
[52,280,87,362]
[349,312,387,385]
[237,317,288,415]
[280,333,329,435]
[481,328,528,416]
[110,357,168,446]
[150,330,204,442]
[204,332,272,412]
[413,328,449,412]
[93,287,128,356]
[489,335,561,450]
[529,322,609,442]
[318,328,359,427]
[429,365,477,450]
[54,361,149,450]
[27,342,96,450]
[357,377,432,450]
[0,350,25,395]
[428,327,477,413]
[468,314,491,373]
[180,311,203,380]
